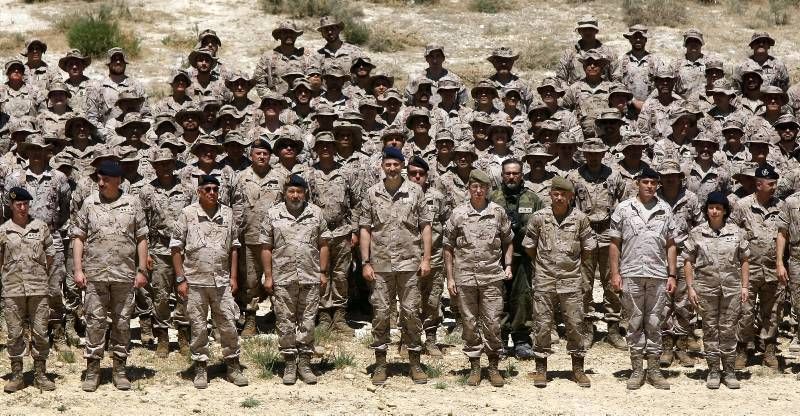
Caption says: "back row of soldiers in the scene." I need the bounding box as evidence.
[1,13,800,391]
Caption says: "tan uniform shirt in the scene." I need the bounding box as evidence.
[609,197,677,279]
[0,218,54,297]
[170,203,239,287]
[139,179,194,256]
[308,163,359,239]
[683,222,749,297]
[444,201,513,286]
[260,202,329,286]
[730,194,783,282]
[231,166,284,245]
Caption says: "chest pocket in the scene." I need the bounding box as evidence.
[185,218,227,253]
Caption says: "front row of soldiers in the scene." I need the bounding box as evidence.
[0,143,784,392]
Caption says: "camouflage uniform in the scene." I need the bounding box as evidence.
[420,186,450,342]
[0,82,42,119]
[778,194,800,347]
[614,51,655,102]
[562,80,613,138]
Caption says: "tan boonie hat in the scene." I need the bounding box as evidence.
[381,126,406,141]
[154,112,182,130]
[5,59,24,74]
[553,131,579,145]
[575,15,599,31]
[538,119,563,132]
[738,61,763,80]
[760,85,788,102]
[190,134,223,154]
[51,153,77,170]
[358,96,383,112]
[350,56,375,72]
[118,145,142,162]
[188,46,216,68]
[732,161,759,180]
[623,24,649,39]
[578,49,608,65]
[290,78,313,93]
[317,16,344,31]
[19,134,53,155]
[525,143,554,159]
[312,103,337,118]
[22,38,47,56]
[159,132,186,150]
[369,71,394,87]
[313,131,336,147]
[705,58,723,72]
[434,129,455,143]
[323,64,348,78]
[47,81,71,98]
[749,31,775,47]
[656,159,683,176]
[90,146,120,166]
[167,68,191,85]
[683,28,704,45]
[528,96,548,113]
[746,131,772,145]
[198,29,222,46]
[223,130,249,146]
[175,104,204,123]
[595,108,624,124]
[258,89,289,108]
[115,112,150,134]
[408,77,434,95]
[225,70,255,89]
[58,49,91,71]
[149,148,175,163]
[471,112,494,127]
[272,21,303,39]
[115,88,145,106]
[537,77,565,96]
[10,116,38,135]
[339,110,364,124]
[437,74,461,90]
[501,86,522,99]
[488,120,514,138]
[551,175,574,192]
[578,138,609,153]
[721,119,745,133]
[468,169,492,185]
[106,47,129,65]
[379,88,403,103]
[618,132,648,149]
[405,108,431,129]
[692,131,718,145]
[709,79,735,96]
[650,62,676,79]
[470,79,498,99]
[453,141,477,157]
[488,46,519,62]
[775,114,800,130]
[65,112,95,135]
[424,43,444,57]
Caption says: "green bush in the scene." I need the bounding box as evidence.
[622,0,687,27]
[64,6,140,58]
[469,0,511,13]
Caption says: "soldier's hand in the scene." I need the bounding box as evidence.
[177,281,188,301]
[777,264,788,286]
[503,265,513,280]
[687,286,700,309]
[320,272,329,288]
[262,274,274,295]
[146,256,154,271]
[610,273,622,293]
[350,233,359,248]
[74,270,87,289]
[133,271,148,289]
[419,259,431,278]
[740,287,749,304]
[362,264,375,282]
[447,278,457,298]
[666,276,677,295]
[230,277,239,295]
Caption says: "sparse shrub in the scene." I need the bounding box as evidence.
[332,350,356,369]
[622,0,687,27]
[242,337,281,378]
[367,25,423,53]
[241,397,261,408]
[260,0,370,45]
[469,0,511,13]
[63,6,140,58]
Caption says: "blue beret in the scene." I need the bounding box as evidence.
[705,191,730,211]
[287,174,308,189]
[382,146,405,163]
[96,160,123,177]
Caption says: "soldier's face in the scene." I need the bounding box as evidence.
[285,186,306,207]
[556,143,576,160]
[454,152,473,169]
[743,74,761,91]
[411,119,430,135]
[27,148,47,164]
[251,148,271,167]
[472,123,488,141]
[108,54,126,75]
[706,203,726,223]
[501,163,523,188]
[705,69,724,84]
[778,125,799,143]
[381,158,403,179]
[723,130,743,147]
[152,160,175,179]
[181,115,199,130]
[577,28,597,40]
[637,178,658,199]
[491,132,509,149]
[314,142,335,160]
[502,93,520,110]
[476,90,494,106]
[582,59,604,77]
[407,165,427,186]
[359,105,377,121]
[659,173,681,191]
[671,117,695,139]
[539,87,559,105]
[262,101,281,117]
[172,77,189,93]
[97,174,121,196]
[195,56,212,73]
[307,74,323,89]
[220,116,240,133]
[372,80,390,97]
[231,80,250,97]
[383,135,403,149]
[654,77,674,93]
[6,66,24,83]
[66,59,84,77]
[583,151,604,167]
[223,142,245,158]
[414,86,431,105]
[609,94,628,112]
[295,87,311,103]
[197,184,219,205]
[748,143,769,163]
[70,120,91,141]
[324,76,345,90]
[755,178,776,197]
[491,58,514,74]
[762,94,784,112]
[354,63,371,78]
[438,89,457,106]
[322,26,341,42]
[335,132,353,150]
[49,91,68,107]
[750,38,770,55]
[425,51,445,68]
[549,189,573,209]
[279,33,297,47]
[278,145,297,161]
[196,146,217,164]
[435,140,453,159]
[528,109,549,125]
[382,98,401,113]
[684,38,702,54]
[10,200,29,219]
[712,93,731,107]
[27,45,43,62]
[201,39,219,55]
[528,158,547,175]
[468,182,489,201]
[628,33,647,50]
[693,141,715,161]
[622,146,643,162]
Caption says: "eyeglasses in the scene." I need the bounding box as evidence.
[408,170,426,177]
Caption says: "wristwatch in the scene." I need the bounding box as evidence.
[175,275,186,284]
[668,274,677,279]
[362,259,371,266]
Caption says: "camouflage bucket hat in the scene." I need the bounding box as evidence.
[453,142,477,159]
[115,112,151,134]
[339,110,364,124]
[58,49,91,71]
[106,47,129,65]
[381,126,406,142]
[150,148,175,163]
[595,108,624,124]
[575,15,599,31]
[608,83,633,101]
[272,20,304,39]
[258,89,289,108]
[115,88,145,106]
[64,112,96,135]
[705,59,723,72]
[198,29,222,46]
[332,121,363,145]
[749,31,775,47]
[470,112,494,127]
[708,79,735,96]
[405,108,431,129]
[188,46,216,68]
[650,62,677,79]
[274,126,306,151]
[51,153,77,170]
[488,120,514,139]
[525,143,554,159]
[199,96,222,112]
[167,68,192,85]
[470,79,498,99]
[721,119,744,133]
[358,96,384,113]
[683,28,704,45]
[43,130,68,144]
[154,113,182,132]
[90,146,121,167]
[350,56,376,72]
[760,85,788,102]
[5,59,24,74]
[618,132,648,150]
[487,46,519,63]
[746,132,773,145]
[369,71,395,87]
[323,64,349,79]
[19,134,53,155]
[216,104,245,120]
[290,78,313,93]
[501,87,523,100]
[538,119,563,133]
[424,43,444,57]
[313,131,336,147]
[578,138,609,153]
[47,81,72,98]
[9,116,38,135]
[738,61,763,81]
[434,129,455,144]
[118,146,142,163]
[623,24,649,39]
[175,104,204,123]
[537,77,565,96]
[527,96,549,113]
[225,70,255,89]
[379,88,403,103]
[22,38,47,56]
[656,159,683,176]
[775,114,800,130]
[408,77,434,95]
[578,49,608,65]
[223,130,250,146]
[317,16,344,31]
[437,74,461,91]
[731,161,759,180]
[159,132,187,150]
[691,132,719,145]
[190,134,224,154]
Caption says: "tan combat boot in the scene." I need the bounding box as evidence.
[705,357,721,389]
[225,357,249,386]
[487,355,504,387]
[81,358,101,392]
[734,342,748,370]
[721,356,740,389]
[647,356,670,390]
[112,358,131,390]
[533,357,547,388]
[155,328,169,358]
[466,357,481,386]
[4,358,24,393]
[763,341,779,370]
[605,322,627,350]
[297,353,317,384]
[371,351,388,385]
[572,356,591,388]
[686,332,702,353]
[626,355,645,390]
[424,330,443,357]
[315,309,332,332]
[659,335,674,367]
[282,353,297,385]
[675,336,697,367]
[332,308,354,336]
[193,361,208,389]
[51,322,69,351]
[408,350,427,384]
[177,325,191,356]
[33,359,56,391]
[139,315,154,347]
[790,327,800,353]
[240,312,257,338]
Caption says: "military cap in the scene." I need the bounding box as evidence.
[746,131,772,145]
[575,15,599,31]
[524,143,554,159]
[290,78,313,93]
[405,107,431,129]
[667,107,695,126]
[379,88,403,103]
[118,146,142,163]
[775,114,800,130]
[223,130,249,146]
[595,108,624,124]
[738,61,763,81]
[705,191,730,211]
[527,96,549,113]
[553,131,579,145]
[159,132,186,150]
[51,153,77,170]
[408,77,434,95]
[272,20,303,39]
[115,112,151,135]
[437,74,462,91]
[115,88,146,106]
[538,119,563,133]
[709,79,736,96]
[435,129,455,144]
[358,96,383,112]
[453,142,478,159]
[287,174,308,189]
[749,31,775,47]
[578,138,609,153]
[58,49,91,71]
[619,132,648,149]
[305,65,323,76]
[381,126,406,141]
[89,146,121,166]
[683,28,704,45]
[760,85,788,102]
[150,148,175,163]
[471,112,494,127]
[313,131,336,148]
[188,46,216,68]
[47,81,71,98]
[64,112,95,135]
[43,130,68,145]
[350,56,375,72]
[317,15,344,31]
[96,160,123,177]
[721,119,744,132]
[333,120,364,138]
[623,24,648,39]
[650,62,677,79]
[468,169,492,185]
[408,155,429,172]
[258,89,289,108]
[656,159,683,176]
[578,49,608,65]
[608,83,634,100]
[198,175,220,187]
[22,38,47,56]
[251,137,272,151]
[488,46,519,63]
[692,131,719,145]
[9,116,38,135]
[274,126,305,151]
[198,29,222,46]
[636,166,660,180]
[368,71,394,87]
[216,105,245,122]
[312,103,337,118]
[705,58,724,72]
[470,79,499,99]
[537,77,565,96]
[488,120,514,138]
[551,176,574,192]
[224,70,255,89]
[175,104,204,123]
[18,134,53,155]
[382,146,405,162]
[8,187,33,202]
[106,47,129,65]
[424,44,444,57]
[323,64,349,79]
[167,68,192,85]
[754,163,779,180]
[731,161,758,180]
[190,135,223,154]
[4,59,24,74]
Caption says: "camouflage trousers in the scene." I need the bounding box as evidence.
[48,250,67,323]
[3,295,49,360]
[533,290,586,358]
[502,256,533,345]
[274,282,319,356]
[63,241,83,315]
[187,285,240,362]
[239,244,265,313]
[84,281,135,360]
[620,277,668,357]
[150,253,188,329]
[419,267,444,334]
[738,277,784,343]
[661,262,694,337]
[320,234,351,310]
[786,255,800,322]
[694,285,741,361]
[369,271,422,352]
[457,279,504,358]
[581,245,622,322]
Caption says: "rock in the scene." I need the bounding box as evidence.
[344,373,355,380]
[367,386,377,393]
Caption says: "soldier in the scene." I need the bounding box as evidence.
[178,135,235,205]
[58,49,94,114]
[312,16,364,71]
[730,164,785,371]
[152,69,193,115]
[171,175,247,389]
[1,59,42,119]
[609,166,678,390]
[486,47,531,110]
[523,143,557,206]
[562,50,614,139]
[406,44,468,107]
[608,132,651,209]
[778,179,800,367]
[556,15,618,84]
[524,176,595,388]
[187,47,229,101]
[254,21,309,92]
[674,29,714,101]
[684,191,750,389]
[87,48,149,127]
[230,138,284,336]
[139,148,194,357]
[445,169,513,387]
[636,63,683,139]
[72,160,149,392]
[359,147,432,385]
[733,32,789,92]
[615,25,653,104]
[684,133,731,203]
[1,187,56,393]
[21,38,59,90]
[434,142,476,208]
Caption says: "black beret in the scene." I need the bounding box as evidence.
[636,166,660,180]
[754,163,779,180]
[287,174,308,189]
[8,187,32,202]
[198,175,220,187]
[407,155,429,172]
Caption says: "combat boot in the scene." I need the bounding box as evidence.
[398,343,409,359]
[65,313,80,346]
[177,325,191,356]
[240,312,257,338]
[81,358,101,392]
[789,327,800,352]
[139,315,154,347]
[424,331,442,357]
[33,359,56,391]
[51,321,69,351]
[686,333,702,353]
[763,341,779,370]
[734,342,748,370]
[371,351,388,385]
[626,355,645,390]
[112,358,131,390]
[647,356,670,390]
[675,336,697,367]
[154,328,169,358]
[721,356,740,389]
[315,309,332,332]
[466,357,481,386]
[705,357,721,389]
[282,353,297,385]
[533,357,547,388]
[513,342,535,359]
[659,335,674,367]
[487,355,504,387]
[4,358,24,393]
[225,357,249,386]
[332,308,354,336]
[297,353,317,384]
[408,350,427,384]
[193,361,208,389]
[572,356,591,388]
[605,322,628,350]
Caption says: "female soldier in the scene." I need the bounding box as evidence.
[683,191,750,389]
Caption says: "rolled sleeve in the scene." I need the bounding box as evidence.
[521,216,540,250]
